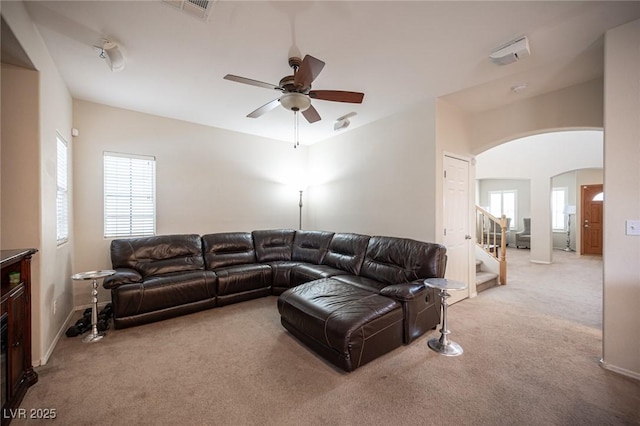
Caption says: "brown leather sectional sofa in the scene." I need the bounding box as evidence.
[104,229,447,371]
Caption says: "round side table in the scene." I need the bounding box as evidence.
[424,278,467,356]
[71,270,115,343]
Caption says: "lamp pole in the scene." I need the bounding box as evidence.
[564,213,572,251]
[298,190,303,230]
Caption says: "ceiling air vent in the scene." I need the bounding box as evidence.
[163,0,215,21]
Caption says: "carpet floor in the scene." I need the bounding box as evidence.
[12,249,640,425]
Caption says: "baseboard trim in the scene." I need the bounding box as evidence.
[37,302,112,366]
[530,260,552,265]
[38,308,76,366]
[599,359,640,381]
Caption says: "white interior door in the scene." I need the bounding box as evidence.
[443,155,470,303]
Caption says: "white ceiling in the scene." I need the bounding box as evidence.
[21,1,640,144]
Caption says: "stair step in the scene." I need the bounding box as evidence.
[475,260,482,273]
[476,271,498,285]
[476,271,499,293]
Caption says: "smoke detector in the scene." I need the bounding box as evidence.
[490,36,530,65]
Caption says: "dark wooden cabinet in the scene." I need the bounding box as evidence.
[1,249,38,426]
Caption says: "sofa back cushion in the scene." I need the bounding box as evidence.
[292,230,335,264]
[360,236,446,285]
[202,232,256,269]
[252,229,296,262]
[110,234,204,278]
[322,233,370,275]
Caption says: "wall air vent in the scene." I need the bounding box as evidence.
[163,0,215,21]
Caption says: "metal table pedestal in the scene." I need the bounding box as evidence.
[424,278,467,356]
[71,270,115,343]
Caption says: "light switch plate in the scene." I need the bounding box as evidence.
[625,220,640,236]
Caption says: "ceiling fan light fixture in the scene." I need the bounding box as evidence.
[280,93,311,112]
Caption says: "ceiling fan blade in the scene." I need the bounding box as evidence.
[224,74,282,91]
[294,55,325,88]
[302,105,321,123]
[247,98,281,118]
[309,90,364,104]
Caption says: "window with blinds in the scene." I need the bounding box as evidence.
[104,152,156,238]
[56,134,69,244]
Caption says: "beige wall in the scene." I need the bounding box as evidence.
[1,1,74,365]
[72,100,309,306]
[307,100,438,242]
[602,18,640,378]
[468,78,604,154]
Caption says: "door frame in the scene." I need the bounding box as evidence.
[442,152,475,300]
[581,184,604,255]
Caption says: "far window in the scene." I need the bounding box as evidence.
[488,190,517,230]
[551,187,567,231]
[104,152,156,238]
[56,134,69,244]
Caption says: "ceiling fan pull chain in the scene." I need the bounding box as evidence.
[293,111,299,149]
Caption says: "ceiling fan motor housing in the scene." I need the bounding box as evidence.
[280,92,311,112]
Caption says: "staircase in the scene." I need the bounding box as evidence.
[476,206,508,285]
[476,260,499,293]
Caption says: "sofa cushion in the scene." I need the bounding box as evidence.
[360,236,446,285]
[322,233,370,275]
[290,263,346,287]
[214,264,271,296]
[267,261,303,292]
[291,230,335,264]
[202,232,256,269]
[110,234,204,278]
[331,274,387,292]
[252,229,295,262]
[111,270,216,318]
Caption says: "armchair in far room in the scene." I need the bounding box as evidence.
[516,218,531,249]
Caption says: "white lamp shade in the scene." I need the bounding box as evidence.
[279,93,310,112]
[564,205,577,215]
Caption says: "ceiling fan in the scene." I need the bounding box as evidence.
[223,55,364,124]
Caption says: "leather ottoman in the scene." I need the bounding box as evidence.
[277,278,404,372]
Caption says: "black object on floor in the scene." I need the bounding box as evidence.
[65,303,114,338]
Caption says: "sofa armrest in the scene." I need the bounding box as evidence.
[380,280,439,344]
[379,281,426,301]
[103,268,142,289]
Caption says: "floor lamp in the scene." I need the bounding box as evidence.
[298,190,303,230]
[564,205,576,251]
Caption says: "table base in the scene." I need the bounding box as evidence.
[428,336,463,356]
[82,330,105,343]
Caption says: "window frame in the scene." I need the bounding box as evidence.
[103,151,156,239]
[56,133,69,245]
[551,186,568,232]
[487,189,517,230]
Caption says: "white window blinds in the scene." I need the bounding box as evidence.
[104,152,156,238]
[56,135,69,244]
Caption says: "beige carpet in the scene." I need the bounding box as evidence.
[13,249,640,425]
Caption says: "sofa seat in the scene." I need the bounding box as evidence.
[214,264,271,306]
[111,270,217,329]
[264,261,303,295]
[331,274,387,292]
[290,263,347,287]
[278,278,404,372]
